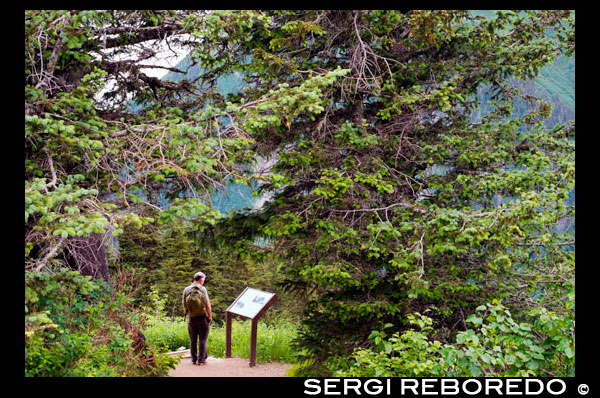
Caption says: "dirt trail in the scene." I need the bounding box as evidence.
[168,351,293,377]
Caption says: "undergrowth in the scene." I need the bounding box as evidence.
[141,288,298,364]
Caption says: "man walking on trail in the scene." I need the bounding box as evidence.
[183,271,212,365]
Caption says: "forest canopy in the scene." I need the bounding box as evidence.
[25,10,574,377]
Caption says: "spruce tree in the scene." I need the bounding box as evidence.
[153,223,198,317]
[185,10,574,374]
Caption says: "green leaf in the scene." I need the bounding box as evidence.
[564,347,574,359]
[466,315,483,326]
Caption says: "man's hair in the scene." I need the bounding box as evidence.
[193,272,206,282]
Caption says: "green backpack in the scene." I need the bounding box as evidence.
[185,286,207,317]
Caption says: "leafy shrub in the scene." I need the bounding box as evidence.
[25,269,179,377]
[449,299,575,377]
[329,312,450,377]
[332,298,574,377]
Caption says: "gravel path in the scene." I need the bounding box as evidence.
[168,352,293,377]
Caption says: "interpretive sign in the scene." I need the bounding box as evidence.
[227,287,276,319]
[225,287,277,367]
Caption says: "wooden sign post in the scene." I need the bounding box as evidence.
[225,287,277,367]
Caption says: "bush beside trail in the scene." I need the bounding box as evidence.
[25,269,179,377]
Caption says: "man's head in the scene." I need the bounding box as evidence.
[193,272,206,284]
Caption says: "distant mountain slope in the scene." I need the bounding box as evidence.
[471,10,574,126]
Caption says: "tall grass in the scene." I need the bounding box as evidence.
[142,318,298,364]
[142,316,189,353]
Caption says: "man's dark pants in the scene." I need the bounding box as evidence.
[188,314,210,364]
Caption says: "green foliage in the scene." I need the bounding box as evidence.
[153,223,199,316]
[228,67,349,132]
[331,312,449,377]
[25,10,575,378]
[25,268,177,376]
[25,10,260,272]
[187,10,575,376]
[116,216,304,323]
[333,299,574,377]
[335,121,380,150]
[157,199,223,226]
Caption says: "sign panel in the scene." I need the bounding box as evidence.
[227,287,276,319]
